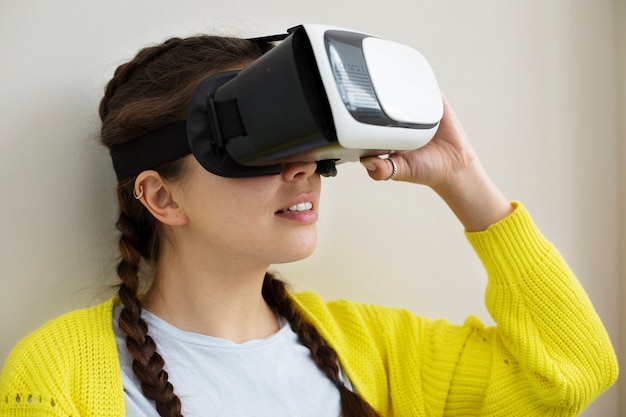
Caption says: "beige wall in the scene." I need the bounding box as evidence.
[0,1,621,415]
[618,0,626,414]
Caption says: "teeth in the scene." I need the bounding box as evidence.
[287,202,313,212]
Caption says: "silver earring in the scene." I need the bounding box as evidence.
[133,185,144,200]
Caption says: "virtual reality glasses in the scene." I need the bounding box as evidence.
[110,24,443,180]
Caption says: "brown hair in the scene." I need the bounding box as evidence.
[99,34,381,417]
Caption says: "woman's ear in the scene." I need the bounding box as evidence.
[133,170,188,226]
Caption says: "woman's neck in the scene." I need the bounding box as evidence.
[141,248,279,344]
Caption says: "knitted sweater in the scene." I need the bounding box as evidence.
[0,203,618,416]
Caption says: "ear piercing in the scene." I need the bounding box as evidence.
[133,185,144,200]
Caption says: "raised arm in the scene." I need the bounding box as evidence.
[360,94,618,414]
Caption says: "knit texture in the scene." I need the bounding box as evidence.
[0,299,123,417]
[292,203,618,416]
[0,203,618,416]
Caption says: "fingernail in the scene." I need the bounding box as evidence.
[360,161,376,171]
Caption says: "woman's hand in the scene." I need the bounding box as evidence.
[360,93,513,231]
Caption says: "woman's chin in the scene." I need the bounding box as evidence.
[273,236,318,264]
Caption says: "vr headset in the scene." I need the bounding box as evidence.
[110,24,443,180]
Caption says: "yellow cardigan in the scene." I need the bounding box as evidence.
[0,203,618,416]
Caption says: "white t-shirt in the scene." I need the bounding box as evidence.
[113,306,348,417]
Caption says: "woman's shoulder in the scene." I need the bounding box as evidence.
[17,297,116,350]
[1,297,119,384]
[0,297,124,416]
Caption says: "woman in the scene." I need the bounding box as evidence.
[0,34,618,417]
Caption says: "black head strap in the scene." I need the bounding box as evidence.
[247,33,289,45]
[108,71,283,180]
[109,121,189,181]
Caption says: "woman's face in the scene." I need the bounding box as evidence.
[169,157,322,268]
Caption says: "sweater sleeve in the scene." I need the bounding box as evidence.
[443,202,618,416]
[291,202,617,417]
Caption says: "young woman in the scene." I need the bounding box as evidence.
[0,34,618,417]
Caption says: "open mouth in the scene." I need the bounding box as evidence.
[275,202,313,214]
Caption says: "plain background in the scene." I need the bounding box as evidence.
[1,1,623,415]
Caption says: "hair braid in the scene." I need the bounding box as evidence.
[99,34,270,417]
[103,39,191,416]
[115,191,184,417]
[262,274,383,417]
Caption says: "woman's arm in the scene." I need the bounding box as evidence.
[360,94,618,414]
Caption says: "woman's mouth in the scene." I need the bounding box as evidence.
[277,202,313,214]
[275,201,317,223]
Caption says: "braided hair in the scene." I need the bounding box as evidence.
[99,34,381,417]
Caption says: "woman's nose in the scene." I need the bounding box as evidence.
[281,161,318,181]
